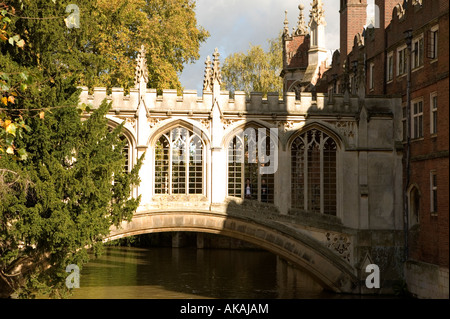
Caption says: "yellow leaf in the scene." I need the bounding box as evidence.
[39,111,45,119]
[1,96,7,105]
[16,39,25,48]
[3,119,11,128]
[5,122,16,136]
[6,146,14,154]
[7,96,14,104]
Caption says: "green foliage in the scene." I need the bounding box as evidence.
[0,101,143,298]
[82,0,210,93]
[222,37,283,97]
[0,0,207,298]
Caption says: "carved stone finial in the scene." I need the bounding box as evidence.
[212,48,222,85]
[294,3,308,36]
[309,0,326,26]
[134,45,148,89]
[203,55,212,92]
[283,10,291,38]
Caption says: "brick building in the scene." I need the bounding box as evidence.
[318,0,449,298]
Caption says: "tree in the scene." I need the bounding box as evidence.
[0,0,207,298]
[1,2,30,159]
[222,37,283,97]
[0,100,142,298]
[81,0,209,93]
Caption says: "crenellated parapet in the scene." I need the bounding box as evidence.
[78,85,361,115]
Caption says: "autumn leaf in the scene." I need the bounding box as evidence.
[5,122,16,136]
[6,145,14,154]
[1,96,7,105]
[7,95,14,104]
[39,111,45,119]
[16,39,25,48]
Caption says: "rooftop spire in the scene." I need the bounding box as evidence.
[212,48,222,86]
[294,3,308,36]
[309,0,326,26]
[203,55,212,92]
[283,10,291,38]
[134,45,148,89]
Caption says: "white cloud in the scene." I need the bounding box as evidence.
[180,0,341,93]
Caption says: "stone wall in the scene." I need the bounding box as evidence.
[405,259,449,299]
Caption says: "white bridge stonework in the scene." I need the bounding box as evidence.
[78,43,404,294]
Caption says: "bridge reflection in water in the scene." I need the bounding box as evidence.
[70,241,337,299]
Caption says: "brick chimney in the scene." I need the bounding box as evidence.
[339,0,367,64]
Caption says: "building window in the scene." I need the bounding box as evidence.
[291,129,337,216]
[154,127,204,195]
[430,93,437,135]
[397,45,407,76]
[387,52,394,82]
[120,135,131,173]
[227,127,275,203]
[109,126,132,174]
[412,35,424,69]
[412,99,423,139]
[430,171,437,214]
[427,26,439,60]
[369,62,375,90]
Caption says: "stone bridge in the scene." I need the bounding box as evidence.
[105,199,399,295]
[82,45,405,295]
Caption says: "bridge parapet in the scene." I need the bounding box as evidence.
[78,85,372,115]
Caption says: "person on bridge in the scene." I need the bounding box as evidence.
[245,178,252,199]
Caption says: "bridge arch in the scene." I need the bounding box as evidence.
[106,211,358,293]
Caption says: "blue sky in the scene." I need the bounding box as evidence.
[179,0,375,93]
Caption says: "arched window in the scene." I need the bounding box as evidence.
[291,129,337,215]
[120,135,131,173]
[154,127,204,195]
[227,127,275,203]
[108,125,133,173]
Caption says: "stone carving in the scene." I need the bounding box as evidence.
[333,121,356,142]
[212,48,222,86]
[148,117,163,128]
[309,0,326,26]
[283,10,291,38]
[267,120,297,132]
[326,232,351,262]
[294,4,308,36]
[395,3,405,20]
[203,56,213,92]
[124,117,137,131]
[134,45,148,88]
[197,118,210,131]
[281,121,295,132]
[222,118,238,130]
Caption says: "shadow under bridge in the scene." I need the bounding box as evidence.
[105,204,359,294]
